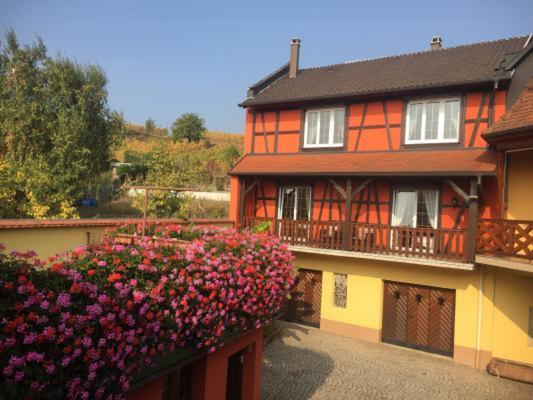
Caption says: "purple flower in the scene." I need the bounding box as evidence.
[57,293,71,308]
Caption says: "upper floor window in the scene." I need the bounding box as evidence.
[405,98,460,144]
[304,108,345,148]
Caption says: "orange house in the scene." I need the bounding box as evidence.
[230,35,533,376]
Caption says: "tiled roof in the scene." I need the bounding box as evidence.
[241,36,529,107]
[229,149,497,176]
[483,79,533,137]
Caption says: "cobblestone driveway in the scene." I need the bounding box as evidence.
[261,322,533,400]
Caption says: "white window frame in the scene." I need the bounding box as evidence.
[303,107,345,148]
[277,186,312,221]
[404,97,461,144]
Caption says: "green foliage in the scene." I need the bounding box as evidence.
[115,150,150,182]
[171,112,206,143]
[144,118,156,135]
[251,220,272,233]
[0,30,124,218]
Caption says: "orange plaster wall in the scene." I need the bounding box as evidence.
[244,110,253,153]
[229,176,240,222]
[245,91,506,155]
[201,328,263,400]
[126,378,165,400]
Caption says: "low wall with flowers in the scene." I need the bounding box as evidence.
[0,225,294,399]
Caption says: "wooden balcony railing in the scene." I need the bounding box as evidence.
[477,219,533,260]
[241,216,467,262]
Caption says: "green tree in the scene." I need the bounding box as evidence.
[171,113,206,143]
[144,118,156,135]
[0,30,124,218]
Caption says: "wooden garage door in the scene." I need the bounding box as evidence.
[382,281,455,356]
[285,269,322,327]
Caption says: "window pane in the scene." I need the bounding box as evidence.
[416,190,438,228]
[281,188,296,220]
[425,102,439,140]
[306,112,318,145]
[444,100,460,139]
[333,110,344,144]
[295,187,311,220]
[408,103,423,140]
[333,273,347,308]
[319,111,331,144]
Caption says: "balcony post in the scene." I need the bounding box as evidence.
[343,178,352,250]
[467,178,479,263]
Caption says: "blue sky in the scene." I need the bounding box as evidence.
[1,0,531,133]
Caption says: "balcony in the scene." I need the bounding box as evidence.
[476,219,533,271]
[242,216,468,263]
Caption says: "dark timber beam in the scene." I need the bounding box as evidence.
[352,178,373,199]
[445,179,470,202]
[467,178,479,263]
[328,179,347,200]
[343,178,352,249]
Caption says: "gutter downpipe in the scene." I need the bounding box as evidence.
[475,264,484,369]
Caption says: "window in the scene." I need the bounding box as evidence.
[278,187,311,220]
[163,363,193,400]
[391,189,438,229]
[333,273,347,308]
[304,108,345,147]
[405,98,460,144]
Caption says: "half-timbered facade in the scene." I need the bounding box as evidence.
[230,35,533,375]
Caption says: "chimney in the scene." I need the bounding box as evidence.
[430,35,442,50]
[289,38,301,78]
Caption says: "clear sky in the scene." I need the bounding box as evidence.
[1,0,531,133]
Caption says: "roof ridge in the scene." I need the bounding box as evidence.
[300,35,530,72]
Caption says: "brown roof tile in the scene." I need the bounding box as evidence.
[483,80,533,137]
[229,149,496,176]
[241,36,529,107]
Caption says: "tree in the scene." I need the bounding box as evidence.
[144,118,156,135]
[0,30,124,218]
[171,113,206,143]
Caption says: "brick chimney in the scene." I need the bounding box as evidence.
[430,35,442,50]
[289,38,301,78]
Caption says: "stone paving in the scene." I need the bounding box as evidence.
[261,321,533,400]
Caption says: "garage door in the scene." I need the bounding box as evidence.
[382,281,455,356]
[285,269,322,327]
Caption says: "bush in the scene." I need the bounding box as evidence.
[0,227,294,399]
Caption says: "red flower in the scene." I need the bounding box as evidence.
[87,269,95,276]
[107,273,122,283]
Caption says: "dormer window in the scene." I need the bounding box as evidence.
[304,108,345,148]
[405,98,460,144]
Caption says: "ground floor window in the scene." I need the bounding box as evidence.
[391,189,438,228]
[333,273,347,308]
[278,186,311,220]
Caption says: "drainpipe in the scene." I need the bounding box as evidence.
[475,265,484,369]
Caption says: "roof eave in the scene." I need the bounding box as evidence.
[239,76,512,109]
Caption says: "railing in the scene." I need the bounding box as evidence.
[477,219,533,260]
[241,216,467,261]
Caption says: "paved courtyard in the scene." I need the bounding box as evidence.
[261,321,533,400]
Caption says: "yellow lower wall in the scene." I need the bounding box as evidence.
[0,226,109,259]
[506,149,533,220]
[293,252,481,366]
[490,269,533,364]
[294,251,533,368]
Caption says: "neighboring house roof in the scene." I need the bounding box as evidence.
[229,149,496,176]
[483,79,533,138]
[241,36,530,107]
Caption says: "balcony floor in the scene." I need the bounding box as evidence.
[288,245,475,271]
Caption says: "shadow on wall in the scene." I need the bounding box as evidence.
[261,324,334,400]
